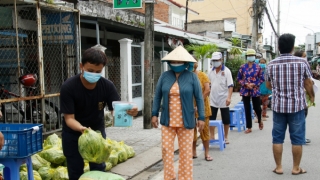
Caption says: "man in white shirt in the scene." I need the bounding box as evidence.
[208,52,234,144]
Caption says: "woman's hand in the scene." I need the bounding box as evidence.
[151,116,159,128]
[197,120,205,132]
[127,106,138,116]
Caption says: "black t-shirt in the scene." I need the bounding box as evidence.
[60,74,120,135]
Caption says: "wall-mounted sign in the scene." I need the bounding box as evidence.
[42,12,75,44]
[113,0,142,9]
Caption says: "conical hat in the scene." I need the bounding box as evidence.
[161,46,196,62]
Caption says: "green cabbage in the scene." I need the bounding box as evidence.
[43,134,62,150]
[39,147,66,165]
[38,167,55,180]
[79,171,125,180]
[84,162,90,173]
[107,150,118,167]
[105,162,113,171]
[78,129,112,164]
[31,154,51,171]
[52,166,68,180]
[306,94,316,107]
[123,144,135,158]
[20,170,42,180]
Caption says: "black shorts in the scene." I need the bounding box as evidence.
[210,106,230,125]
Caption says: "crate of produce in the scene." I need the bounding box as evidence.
[0,124,43,159]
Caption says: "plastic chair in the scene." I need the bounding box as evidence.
[0,157,34,180]
[229,108,246,132]
[235,103,246,124]
[207,120,225,151]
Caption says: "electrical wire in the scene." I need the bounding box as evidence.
[266,0,276,21]
[264,6,278,37]
[228,0,245,20]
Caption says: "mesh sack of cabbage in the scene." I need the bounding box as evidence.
[78,129,112,164]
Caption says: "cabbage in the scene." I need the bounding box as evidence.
[43,133,62,149]
[306,94,316,107]
[78,129,112,164]
[115,142,128,163]
[52,166,68,180]
[105,162,113,171]
[39,147,66,165]
[31,154,51,170]
[79,171,125,180]
[38,167,55,180]
[20,170,42,180]
[107,150,118,167]
[84,162,90,173]
[123,144,135,158]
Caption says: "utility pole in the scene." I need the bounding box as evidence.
[276,0,280,56]
[143,1,154,129]
[185,0,189,31]
[251,0,258,51]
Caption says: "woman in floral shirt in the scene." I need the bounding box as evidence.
[237,49,265,133]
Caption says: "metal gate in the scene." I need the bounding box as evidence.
[0,1,80,134]
[131,44,143,110]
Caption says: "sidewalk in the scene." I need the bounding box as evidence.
[106,92,243,179]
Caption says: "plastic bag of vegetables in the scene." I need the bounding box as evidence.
[38,167,55,180]
[107,150,118,167]
[105,162,113,171]
[79,171,125,180]
[43,133,62,149]
[123,144,135,158]
[52,166,68,180]
[84,162,90,173]
[31,154,51,171]
[20,170,42,180]
[39,147,66,165]
[78,129,112,164]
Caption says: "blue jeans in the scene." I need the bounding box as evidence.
[272,110,306,145]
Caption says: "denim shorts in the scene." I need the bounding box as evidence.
[272,109,306,145]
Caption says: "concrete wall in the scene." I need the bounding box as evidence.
[133,0,169,23]
[173,0,252,35]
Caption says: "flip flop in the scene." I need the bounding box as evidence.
[292,168,307,175]
[273,168,283,175]
[193,156,198,159]
[259,123,263,130]
[244,129,252,134]
[225,139,230,144]
[205,156,213,161]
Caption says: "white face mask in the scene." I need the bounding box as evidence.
[212,61,222,67]
[170,63,184,67]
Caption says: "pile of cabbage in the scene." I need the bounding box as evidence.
[19,132,135,179]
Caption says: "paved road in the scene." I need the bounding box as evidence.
[144,80,320,180]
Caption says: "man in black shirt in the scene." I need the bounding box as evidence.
[60,48,138,180]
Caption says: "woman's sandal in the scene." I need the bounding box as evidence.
[244,129,252,134]
[259,123,264,130]
[205,156,213,161]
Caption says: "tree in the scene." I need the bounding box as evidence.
[185,44,218,70]
[229,38,242,57]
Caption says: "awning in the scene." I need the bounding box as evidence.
[0,30,27,38]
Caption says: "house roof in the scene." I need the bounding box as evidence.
[167,0,199,15]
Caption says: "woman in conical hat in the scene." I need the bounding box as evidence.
[151,45,205,180]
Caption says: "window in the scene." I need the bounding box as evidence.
[171,17,185,29]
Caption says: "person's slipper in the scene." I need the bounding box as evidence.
[272,169,283,175]
[244,129,252,134]
[292,168,307,175]
[193,156,198,159]
[225,139,230,144]
[259,123,263,130]
[205,156,213,161]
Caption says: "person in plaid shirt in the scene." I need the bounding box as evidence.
[266,33,315,175]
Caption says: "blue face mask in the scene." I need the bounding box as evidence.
[168,63,188,73]
[259,64,266,69]
[83,70,102,83]
[247,56,255,62]
[255,59,260,63]
[188,62,194,71]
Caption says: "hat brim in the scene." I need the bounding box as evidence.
[161,46,197,62]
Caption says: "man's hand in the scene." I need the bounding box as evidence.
[127,106,138,117]
[79,126,88,133]
[226,98,231,106]
[0,132,4,150]
[151,116,159,128]
[197,120,205,132]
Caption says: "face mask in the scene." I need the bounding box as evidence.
[247,56,255,62]
[168,63,188,73]
[188,62,194,71]
[212,61,222,68]
[83,70,102,83]
[255,59,260,63]
[259,64,266,69]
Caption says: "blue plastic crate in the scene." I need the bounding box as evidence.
[0,124,43,159]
